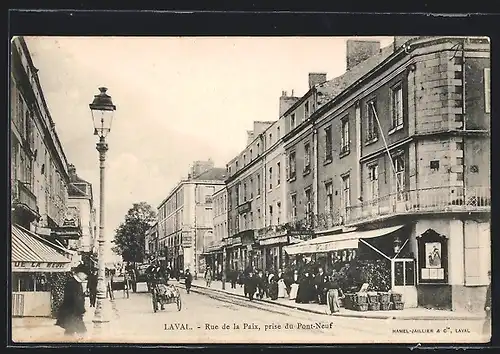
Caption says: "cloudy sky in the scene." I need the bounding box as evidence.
[24,36,394,245]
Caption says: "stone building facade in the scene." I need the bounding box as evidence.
[282,36,490,312]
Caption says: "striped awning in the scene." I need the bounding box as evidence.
[12,224,71,272]
[284,225,405,255]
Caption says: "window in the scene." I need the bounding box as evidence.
[342,175,351,213]
[325,126,332,161]
[368,165,379,201]
[277,202,281,224]
[243,154,246,166]
[236,161,239,171]
[277,127,280,139]
[393,155,405,200]
[325,182,333,214]
[341,116,350,154]
[366,99,378,142]
[250,149,253,161]
[269,133,273,146]
[304,101,309,120]
[276,162,281,186]
[269,205,273,226]
[269,167,273,190]
[250,178,253,199]
[291,194,297,220]
[391,84,404,129]
[257,143,260,155]
[243,183,247,202]
[304,142,311,172]
[288,151,296,180]
[257,208,261,228]
[485,68,491,113]
[305,188,312,222]
[257,174,261,195]
[235,184,240,205]
[291,113,296,130]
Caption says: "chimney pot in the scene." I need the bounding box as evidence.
[346,40,381,71]
[308,73,327,88]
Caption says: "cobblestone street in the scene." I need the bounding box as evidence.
[12,282,488,344]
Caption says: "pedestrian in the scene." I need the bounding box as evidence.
[256,270,266,299]
[230,268,237,289]
[276,268,287,299]
[289,270,300,301]
[86,269,97,307]
[483,270,491,337]
[204,266,213,287]
[185,269,193,294]
[245,272,257,301]
[56,263,88,338]
[325,274,343,315]
[315,267,328,304]
[268,274,279,300]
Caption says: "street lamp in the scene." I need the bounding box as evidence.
[89,87,116,332]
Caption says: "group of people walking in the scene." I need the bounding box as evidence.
[229,266,345,314]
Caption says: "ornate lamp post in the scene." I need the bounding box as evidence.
[89,87,116,331]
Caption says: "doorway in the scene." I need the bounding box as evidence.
[391,258,417,307]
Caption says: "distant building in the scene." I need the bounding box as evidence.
[67,164,96,254]
[203,185,227,277]
[156,160,226,274]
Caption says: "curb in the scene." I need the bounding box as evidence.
[182,283,483,321]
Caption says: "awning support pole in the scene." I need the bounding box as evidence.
[359,239,392,260]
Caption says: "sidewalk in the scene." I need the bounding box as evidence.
[12,297,125,343]
[184,278,484,321]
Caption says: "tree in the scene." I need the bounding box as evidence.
[112,202,156,263]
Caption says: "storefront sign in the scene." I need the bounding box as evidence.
[259,235,288,246]
[62,207,80,228]
[417,229,448,284]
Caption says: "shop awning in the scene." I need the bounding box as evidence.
[12,224,72,272]
[283,225,405,255]
[259,235,304,246]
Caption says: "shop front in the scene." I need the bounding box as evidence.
[284,224,418,307]
[258,233,303,272]
[203,242,224,280]
[12,224,73,317]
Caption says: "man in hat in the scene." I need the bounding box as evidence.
[56,263,88,337]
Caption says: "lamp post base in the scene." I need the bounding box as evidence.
[92,297,116,335]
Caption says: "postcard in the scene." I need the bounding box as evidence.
[10,34,491,344]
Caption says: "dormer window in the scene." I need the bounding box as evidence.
[291,113,296,130]
[304,101,309,120]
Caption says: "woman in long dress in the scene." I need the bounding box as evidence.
[289,270,300,301]
[277,269,286,298]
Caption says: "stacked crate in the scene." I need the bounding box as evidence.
[367,292,380,311]
[378,292,392,310]
[355,293,368,311]
[391,293,404,310]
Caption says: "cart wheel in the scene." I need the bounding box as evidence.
[177,297,182,311]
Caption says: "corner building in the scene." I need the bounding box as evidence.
[283,36,490,313]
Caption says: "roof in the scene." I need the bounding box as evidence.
[12,224,71,263]
[192,167,227,181]
[316,44,395,108]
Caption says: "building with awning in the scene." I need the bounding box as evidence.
[12,224,75,317]
[284,225,404,256]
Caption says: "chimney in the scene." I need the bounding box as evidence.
[247,130,255,145]
[346,40,381,71]
[279,91,300,117]
[308,73,327,88]
[68,164,77,181]
[393,36,419,51]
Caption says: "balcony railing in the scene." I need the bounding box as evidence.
[346,185,490,224]
[12,180,38,215]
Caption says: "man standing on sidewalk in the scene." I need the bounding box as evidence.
[205,266,213,287]
[56,264,88,338]
[185,269,193,294]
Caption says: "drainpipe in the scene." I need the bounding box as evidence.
[355,101,362,204]
[461,38,467,287]
[194,184,198,276]
[312,126,318,220]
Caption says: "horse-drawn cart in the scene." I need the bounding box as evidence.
[151,283,182,312]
